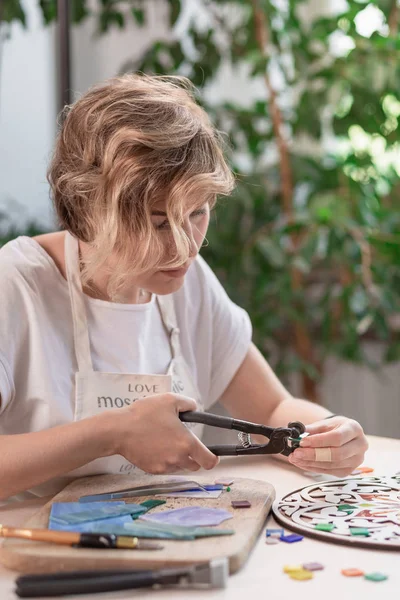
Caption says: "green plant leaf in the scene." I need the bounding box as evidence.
[99,8,124,33]
[169,0,181,27]
[2,0,26,25]
[131,8,145,26]
[39,0,57,24]
[71,0,89,23]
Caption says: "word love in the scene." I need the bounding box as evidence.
[128,383,160,394]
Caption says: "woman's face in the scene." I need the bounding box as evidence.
[138,200,210,294]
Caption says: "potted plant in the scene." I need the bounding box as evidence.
[3,0,400,404]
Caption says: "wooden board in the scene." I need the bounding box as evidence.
[272,475,400,550]
[0,474,274,574]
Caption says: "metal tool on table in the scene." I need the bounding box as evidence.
[79,480,210,503]
[179,411,306,456]
[15,557,229,597]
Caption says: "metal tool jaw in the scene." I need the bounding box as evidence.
[169,557,228,589]
[179,411,306,456]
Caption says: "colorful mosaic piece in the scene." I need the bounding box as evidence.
[289,570,314,580]
[265,537,280,544]
[341,568,364,577]
[272,475,400,549]
[303,562,324,571]
[364,572,388,582]
[140,506,233,527]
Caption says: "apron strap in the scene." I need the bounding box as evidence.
[156,295,181,361]
[65,232,93,372]
[65,230,181,370]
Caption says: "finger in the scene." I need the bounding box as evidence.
[188,434,220,470]
[153,464,184,475]
[300,423,356,449]
[178,456,201,472]
[304,420,337,435]
[291,464,356,477]
[291,438,362,463]
[173,394,198,413]
[290,454,365,471]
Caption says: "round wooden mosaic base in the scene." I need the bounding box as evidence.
[272,475,400,550]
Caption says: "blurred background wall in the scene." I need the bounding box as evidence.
[1,0,399,440]
[0,1,56,228]
[0,0,346,226]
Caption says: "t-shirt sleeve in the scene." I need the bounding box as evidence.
[0,353,14,414]
[0,243,30,416]
[195,257,252,408]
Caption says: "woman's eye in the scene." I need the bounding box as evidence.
[155,219,170,230]
[154,208,207,231]
[190,209,207,220]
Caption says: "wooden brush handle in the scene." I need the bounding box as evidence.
[0,525,80,546]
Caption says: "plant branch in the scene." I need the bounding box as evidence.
[250,0,320,401]
[388,0,399,36]
[251,0,293,219]
[347,225,379,303]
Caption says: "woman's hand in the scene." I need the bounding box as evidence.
[108,393,219,475]
[288,416,369,477]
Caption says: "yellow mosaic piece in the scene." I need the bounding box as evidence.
[283,565,304,574]
[289,570,314,580]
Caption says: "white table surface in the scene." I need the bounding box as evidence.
[0,434,399,600]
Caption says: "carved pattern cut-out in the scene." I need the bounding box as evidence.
[272,476,400,548]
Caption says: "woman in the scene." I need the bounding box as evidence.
[0,74,368,502]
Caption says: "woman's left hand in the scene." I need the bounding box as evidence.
[288,416,369,477]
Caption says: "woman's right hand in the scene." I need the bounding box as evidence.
[106,393,219,474]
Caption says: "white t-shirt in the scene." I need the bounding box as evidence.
[0,237,252,496]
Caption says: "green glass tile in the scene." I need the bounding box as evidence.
[364,572,388,582]
[140,499,166,510]
[349,527,370,536]
[126,499,167,520]
[314,523,336,532]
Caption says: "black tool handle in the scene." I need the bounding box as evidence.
[206,445,238,456]
[179,411,234,429]
[15,568,189,597]
[206,444,270,456]
[77,533,117,548]
[179,411,275,436]
[17,570,143,583]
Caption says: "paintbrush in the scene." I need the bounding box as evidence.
[0,524,162,550]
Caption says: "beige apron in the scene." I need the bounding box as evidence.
[64,231,204,478]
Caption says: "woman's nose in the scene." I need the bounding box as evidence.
[180,220,197,259]
[187,228,198,258]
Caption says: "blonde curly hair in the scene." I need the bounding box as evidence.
[47,73,235,297]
